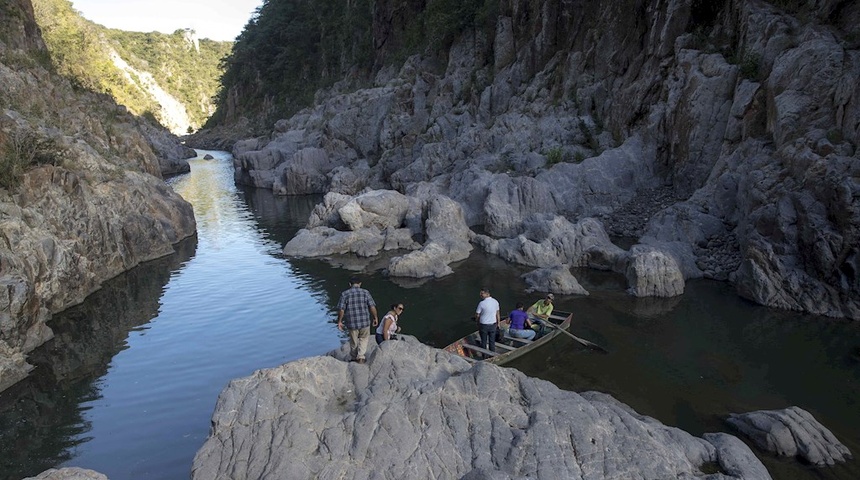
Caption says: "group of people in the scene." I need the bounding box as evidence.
[336,276,403,364]
[336,275,557,363]
[475,287,555,352]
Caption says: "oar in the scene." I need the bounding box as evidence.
[541,321,608,353]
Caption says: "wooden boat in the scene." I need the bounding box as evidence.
[443,310,573,365]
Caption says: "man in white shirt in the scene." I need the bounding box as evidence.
[475,287,501,352]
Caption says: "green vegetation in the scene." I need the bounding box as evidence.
[740,53,761,80]
[422,0,498,50]
[545,146,564,166]
[0,129,66,190]
[32,0,229,131]
[106,29,231,128]
[827,129,844,144]
[769,0,802,13]
[209,0,501,129]
[210,0,375,128]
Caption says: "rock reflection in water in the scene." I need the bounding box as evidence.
[0,236,197,480]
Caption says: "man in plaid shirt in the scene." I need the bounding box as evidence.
[337,276,378,364]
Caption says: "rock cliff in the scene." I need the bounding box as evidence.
[213,0,859,319]
[0,0,196,392]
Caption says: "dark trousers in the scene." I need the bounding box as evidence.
[479,323,497,352]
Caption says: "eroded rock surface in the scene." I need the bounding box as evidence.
[284,190,472,278]
[0,0,197,392]
[214,0,859,318]
[192,338,771,480]
[727,406,852,466]
[23,468,107,480]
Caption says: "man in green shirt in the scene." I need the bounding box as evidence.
[527,293,554,336]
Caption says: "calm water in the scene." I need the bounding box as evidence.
[1,150,858,480]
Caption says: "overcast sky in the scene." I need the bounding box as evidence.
[70,0,263,41]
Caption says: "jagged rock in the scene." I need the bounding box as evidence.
[386,195,473,278]
[474,216,623,269]
[521,265,589,295]
[338,190,413,230]
[625,246,686,298]
[272,147,333,195]
[23,468,107,480]
[0,3,198,392]
[483,175,558,237]
[284,191,471,278]
[192,338,771,480]
[726,406,852,466]
[224,0,860,319]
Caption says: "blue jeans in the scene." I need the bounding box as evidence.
[528,316,547,336]
[509,328,536,341]
[478,323,497,352]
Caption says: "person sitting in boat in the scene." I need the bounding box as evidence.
[375,303,403,344]
[508,302,536,341]
[527,293,554,336]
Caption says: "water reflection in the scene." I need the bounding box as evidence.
[0,236,197,480]
[509,277,860,480]
[2,151,858,480]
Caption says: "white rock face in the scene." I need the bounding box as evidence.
[109,48,193,135]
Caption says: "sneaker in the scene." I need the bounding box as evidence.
[357,358,366,364]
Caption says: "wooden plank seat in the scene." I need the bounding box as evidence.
[460,343,499,356]
[443,311,574,365]
[494,343,517,352]
[504,334,534,344]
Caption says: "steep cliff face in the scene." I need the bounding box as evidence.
[219,0,858,319]
[0,0,197,392]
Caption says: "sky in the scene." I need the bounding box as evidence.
[70,0,264,42]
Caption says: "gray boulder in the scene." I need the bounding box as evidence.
[24,468,107,480]
[387,194,474,278]
[192,338,770,480]
[521,265,589,296]
[625,246,686,298]
[284,191,471,278]
[474,216,624,269]
[726,406,852,466]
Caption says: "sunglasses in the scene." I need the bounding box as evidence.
[396,306,404,311]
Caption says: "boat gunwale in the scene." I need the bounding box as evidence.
[443,311,574,365]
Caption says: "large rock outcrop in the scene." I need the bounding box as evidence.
[726,406,852,467]
[213,0,859,319]
[0,0,197,392]
[192,338,772,480]
[284,190,472,278]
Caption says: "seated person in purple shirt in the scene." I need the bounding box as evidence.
[508,302,536,340]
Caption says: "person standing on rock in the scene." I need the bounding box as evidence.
[337,276,378,364]
[475,287,501,353]
[527,293,554,337]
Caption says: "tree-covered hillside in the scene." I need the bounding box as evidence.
[206,0,501,132]
[106,29,231,130]
[32,0,230,132]
[208,0,374,130]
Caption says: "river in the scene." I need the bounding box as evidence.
[1,150,858,480]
